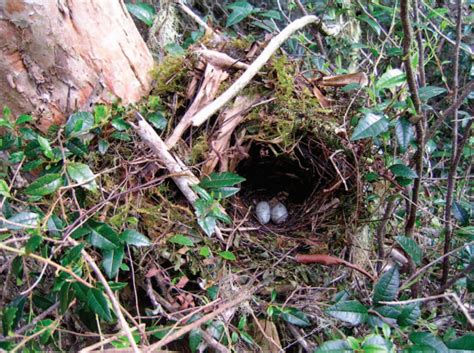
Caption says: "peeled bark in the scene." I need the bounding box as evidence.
[0,0,154,131]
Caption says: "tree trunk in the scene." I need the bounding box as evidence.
[0,0,153,131]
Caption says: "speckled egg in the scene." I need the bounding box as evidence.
[256,201,271,224]
[271,202,288,224]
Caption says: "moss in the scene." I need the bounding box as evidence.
[151,55,190,96]
[187,134,208,165]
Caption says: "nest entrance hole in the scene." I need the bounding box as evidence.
[236,139,339,211]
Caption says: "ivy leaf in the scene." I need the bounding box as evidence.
[326,300,369,325]
[5,212,39,230]
[126,3,155,26]
[102,247,124,279]
[24,174,63,196]
[65,112,94,138]
[218,251,236,261]
[209,187,241,199]
[87,288,112,322]
[67,163,98,192]
[350,113,389,141]
[373,266,399,304]
[397,303,421,326]
[168,234,194,247]
[87,222,120,250]
[418,86,447,101]
[120,230,151,247]
[375,68,406,91]
[395,117,414,152]
[199,172,245,189]
[396,236,422,265]
[389,164,418,179]
[226,1,254,27]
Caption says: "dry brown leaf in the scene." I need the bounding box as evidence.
[320,72,368,87]
[312,85,332,108]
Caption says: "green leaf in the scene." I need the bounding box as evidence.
[147,112,167,130]
[66,138,88,157]
[102,247,125,279]
[395,236,422,265]
[453,202,469,226]
[111,117,130,131]
[61,244,85,266]
[98,139,109,155]
[279,307,311,327]
[87,222,120,250]
[189,328,203,353]
[209,187,241,199]
[16,114,33,125]
[395,117,414,152]
[37,135,54,160]
[418,86,447,101]
[67,163,98,192]
[397,303,420,326]
[24,174,63,196]
[373,266,399,304]
[87,288,112,322]
[359,15,381,35]
[409,332,448,353]
[375,68,406,91]
[446,334,474,350]
[0,179,10,197]
[260,10,282,20]
[350,113,389,141]
[94,105,109,124]
[168,234,194,247]
[2,306,18,336]
[314,339,352,352]
[25,235,42,254]
[59,282,73,314]
[226,1,254,26]
[65,112,94,138]
[218,251,236,261]
[5,212,39,230]
[389,164,418,179]
[199,246,211,257]
[164,43,185,57]
[200,172,245,189]
[326,300,368,325]
[120,229,151,247]
[126,3,155,26]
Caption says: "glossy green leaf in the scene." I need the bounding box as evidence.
[260,10,282,20]
[375,68,406,91]
[98,139,109,155]
[350,113,389,141]
[373,266,399,304]
[67,163,98,192]
[199,172,245,189]
[389,164,418,179]
[126,3,155,26]
[418,86,447,101]
[61,244,85,266]
[168,234,194,246]
[397,303,420,326]
[189,328,203,353]
[453,202,469,226]
[87,288,112,322]
[359,15,381,35]
[395,236,422,265]
[102,247,124,279]
[16,114,33,125]
[147,112,167,130]
[24,174,63,196]
[218,251,236,261]
[446,334,474,350]
[2,306,18,336]
[395,117,414,152]
[111,117,130,131]
[409,332,448,353]
[59,282,73,314]
[87,222,120,250]
[226,1,254,26]
[37,136,54,159]
[314,339,352,352]
[5,212,39,230]
[210,187,241,199]
[0,179,10,197]
[199,246,211,257]
[66,138,88,157]
[25,235,42,254]
[65,112,94,138]
[326,300,368,325]
[279,307,311,327]
[120,229,151,247]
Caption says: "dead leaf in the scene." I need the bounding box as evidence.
[320,72,368,87]
[312,86,332,108]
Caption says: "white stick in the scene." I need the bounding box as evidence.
[191,15,320,127]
